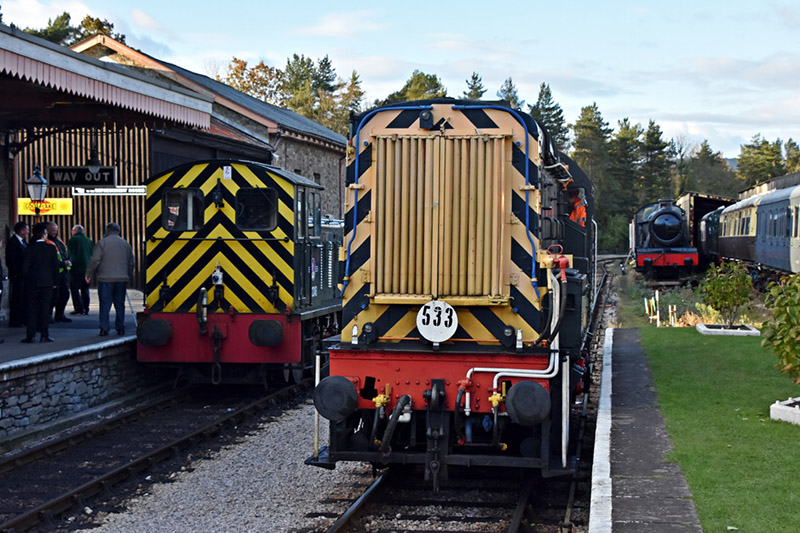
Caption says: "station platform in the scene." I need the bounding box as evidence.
[0,289,143,368]
[590,328,702,532]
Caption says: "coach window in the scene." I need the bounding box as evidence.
[163,189,204,231]
[236,188,278,231]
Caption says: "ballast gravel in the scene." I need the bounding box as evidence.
[85,398,373,532]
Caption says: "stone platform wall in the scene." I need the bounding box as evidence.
[0,340,166,444]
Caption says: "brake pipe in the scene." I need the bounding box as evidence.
[462,353,559,416]
[340,105,433,297]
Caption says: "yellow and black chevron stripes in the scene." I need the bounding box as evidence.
[145,161,295,314]
[341,103,548,347]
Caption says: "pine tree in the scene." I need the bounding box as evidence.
[785,139,800,174]
[340,71,365,115]
[313,55,338,94]
[737,134,786,187]
[496,77,524,110]
[463,72,486,100]
[638,120,672,203]
[384,70,447,104]
[607,118,643,217]
[24,12,75,44]
[570,103,611,181]
[685,140,739,196]
[528,83,569,151]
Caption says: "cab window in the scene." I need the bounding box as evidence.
[309,191,321,238]
[163,189,204,231]
[236,188,278,231]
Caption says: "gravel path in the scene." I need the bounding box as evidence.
[83,397,371,533]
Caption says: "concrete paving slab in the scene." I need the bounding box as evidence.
[610,328,702,532]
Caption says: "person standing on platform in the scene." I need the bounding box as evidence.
[85,222,134,336]
[46,221,72,323]
[22,222,59,343]
[5,221,29,327]
[67,224,93,315]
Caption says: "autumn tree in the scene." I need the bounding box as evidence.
[463,72,486,100]
[383,70,447,104]
[496,77,524,110]
[528,83,569,151]
[218,58,283,105]
[736,134,786,188]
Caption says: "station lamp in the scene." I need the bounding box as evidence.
[25,164,48,221]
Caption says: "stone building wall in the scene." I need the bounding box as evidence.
[277,138,344,219]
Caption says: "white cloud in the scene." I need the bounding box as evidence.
[129,8,162,32]
[3,0,91,28]
[295,11,385,39]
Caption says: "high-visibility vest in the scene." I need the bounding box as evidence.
[569,198,587,227]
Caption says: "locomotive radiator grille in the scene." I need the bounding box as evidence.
[374,135,507,301]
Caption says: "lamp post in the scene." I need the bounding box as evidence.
[25,164,48,223]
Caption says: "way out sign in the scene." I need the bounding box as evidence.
[47,166,118,188]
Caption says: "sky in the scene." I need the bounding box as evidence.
[3,0,799,158]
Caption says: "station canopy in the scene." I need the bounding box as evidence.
[0,24,212,130]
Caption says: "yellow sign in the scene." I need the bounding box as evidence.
[17,198,74,216]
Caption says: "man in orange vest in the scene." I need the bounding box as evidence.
[568,188,587,227]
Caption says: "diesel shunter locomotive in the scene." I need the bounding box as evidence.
[136,160,341,384]
[309,99,595,487]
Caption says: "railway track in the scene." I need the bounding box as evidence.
[305,259,619,533]
[0,380,311,533]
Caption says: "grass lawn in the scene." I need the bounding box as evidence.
[639,327,800,532]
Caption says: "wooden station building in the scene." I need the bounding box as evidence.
[0,25,346,299]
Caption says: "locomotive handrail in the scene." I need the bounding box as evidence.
[341,104,433,297]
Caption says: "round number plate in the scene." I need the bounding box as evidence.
[416,301,458,343]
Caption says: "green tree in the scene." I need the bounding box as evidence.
[496,77,524,110]
[313,55,338,94]
[24,12,125,45]
[784,138,800,174]
[607,118,643,218]
[74,15,125,44]
[685,140,739,196]
[699,262,753,328]
[281,54,318,107]
[24,12,76,44]
[384,70,447,104]
[638,120,672,203]
[762,275,800,385]
[570,103,614,249]
[736,134,786,187]
[463,72,486,100]
[570,103,611,181]
[528,83,569,151]
[340,70,365,116]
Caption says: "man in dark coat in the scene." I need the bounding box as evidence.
[46,221,72,323]
[5,221,29,327]
[67,224,93,315]
[22,222,59,343]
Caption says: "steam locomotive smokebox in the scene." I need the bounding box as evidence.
[559,270,587,350]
